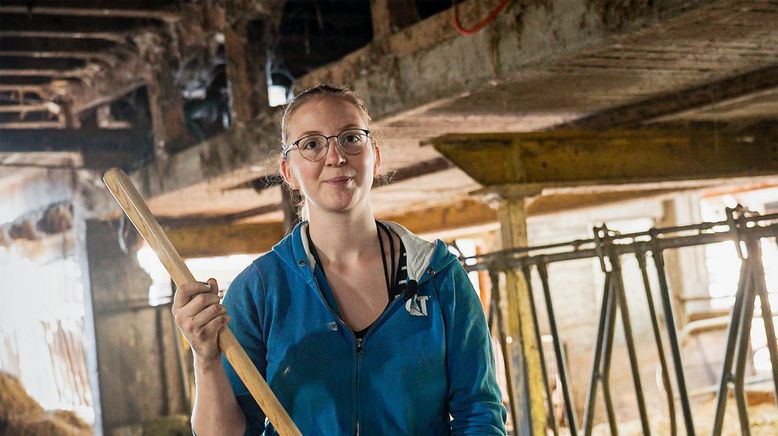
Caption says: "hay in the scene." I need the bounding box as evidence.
[0,371,91,436]
[0,371,44,423]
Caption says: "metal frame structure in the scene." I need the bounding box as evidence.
[463,206,778,435]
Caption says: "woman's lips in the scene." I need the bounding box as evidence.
[324,176,352,185]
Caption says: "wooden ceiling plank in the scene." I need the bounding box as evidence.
[0,104,52,113]
[0,129,150,152]
[0,31,126,42]
[0,68,88,78]
[0,5,180,22]
[0,51,119,65]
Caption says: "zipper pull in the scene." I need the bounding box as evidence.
[356,337,363,353]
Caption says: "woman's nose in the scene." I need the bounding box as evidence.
[324,137,347,165]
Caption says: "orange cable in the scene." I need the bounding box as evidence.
[452,0,513,36]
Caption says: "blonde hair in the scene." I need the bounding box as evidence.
[280,84,372,147]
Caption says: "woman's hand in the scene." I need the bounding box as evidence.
[172,278,230,368]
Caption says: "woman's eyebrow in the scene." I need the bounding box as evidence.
[295,124,365,138]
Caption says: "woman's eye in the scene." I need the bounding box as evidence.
[343,134,359,144]
[302,140,321,150]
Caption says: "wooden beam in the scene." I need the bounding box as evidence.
[0,104,53,113]
[0,69,88,78]
[0,3,180,21]
[0,30,127,43]
[430,125,778,187]
[370,0,419,40]
[136,33,193,153]
[166,221,284,258]
[0,36,120,52]
[0,121,62,129]
[0,85,46,94]
[0,129,146,152]
[222,14,271,123]
[0,51,120,65]
[161,186,692,257]
[384,200,496,235]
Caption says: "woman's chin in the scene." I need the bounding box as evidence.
[315,195,363,214]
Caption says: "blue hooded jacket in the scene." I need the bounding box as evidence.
[222,221,506,435]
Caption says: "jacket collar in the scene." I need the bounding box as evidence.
[271,221,457,285]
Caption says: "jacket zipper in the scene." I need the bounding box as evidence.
[308,277,411,436]
[355,337,363,435]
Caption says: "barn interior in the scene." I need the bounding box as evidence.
[1,0,777,434]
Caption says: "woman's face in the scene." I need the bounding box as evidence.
[280,95,381,216]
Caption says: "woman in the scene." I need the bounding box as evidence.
[173,85,506,435]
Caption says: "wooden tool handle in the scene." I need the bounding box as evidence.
[103,168,300,436]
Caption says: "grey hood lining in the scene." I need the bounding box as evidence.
[297,221,437,281]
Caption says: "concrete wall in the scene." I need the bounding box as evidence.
[79,219,186,435]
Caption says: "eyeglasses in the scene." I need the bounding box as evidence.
[283,128,371,162]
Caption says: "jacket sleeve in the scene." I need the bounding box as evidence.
[221,262,268,435]
[438,260,507,435]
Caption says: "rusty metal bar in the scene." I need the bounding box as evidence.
[711,258,751,436]
[488,270,521,433]
[464,207,778,434]
[635,250,677,436]
[521,264,559,436]
[464,212,778,271]
[536,261,578,434]
[598,275,619,436]
[582,272,614,436]
[651,248,696,436]
[609,251,652,435]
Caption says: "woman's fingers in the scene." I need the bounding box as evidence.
[177,292,221,319]
[190,302,227,339]
[173,281,213,308]
[171,278,226,362]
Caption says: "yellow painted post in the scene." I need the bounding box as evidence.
[478,185,546,436]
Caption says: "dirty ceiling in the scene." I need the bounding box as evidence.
[0,0,777,226]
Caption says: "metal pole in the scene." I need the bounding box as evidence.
[652,249,696,436]
[599,276,620,436]
[636,250,676,435]
[521,264,558,436]
[489,270,521,433]
[611,254,651,435]
[711,258,751,436]
[732,254,756,435]
[582,272,612,436]
[756,239,778,401]
[537,261,578,434]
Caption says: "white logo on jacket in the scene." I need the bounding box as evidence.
[405,295,429,316]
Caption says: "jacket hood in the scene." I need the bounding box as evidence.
[270,221,458,284]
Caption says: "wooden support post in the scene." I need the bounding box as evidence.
[369,0,419,40]
[223,14,268,124]
[478,185,546,436]
[137,32,192,154]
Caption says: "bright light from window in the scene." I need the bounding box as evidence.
[268,84,289,107]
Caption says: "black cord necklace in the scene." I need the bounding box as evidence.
[306,221,395,295]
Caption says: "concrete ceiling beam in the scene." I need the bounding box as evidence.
[564,64,778,129]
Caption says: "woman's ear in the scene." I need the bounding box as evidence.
[372,144,382,177]
[280,158,300,190]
